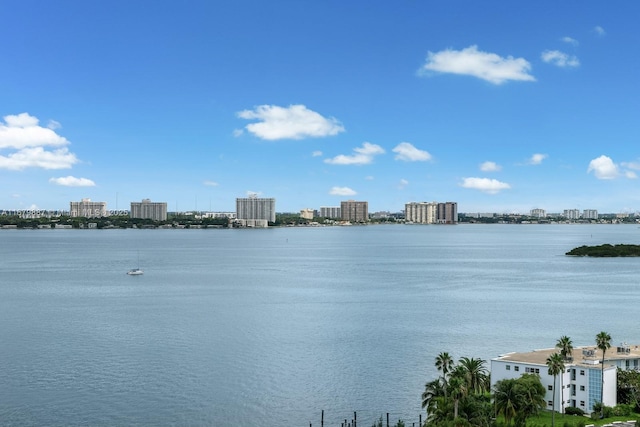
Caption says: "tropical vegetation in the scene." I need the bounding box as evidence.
[566,244,640,257]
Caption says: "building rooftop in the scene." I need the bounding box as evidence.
[494,343,640,368]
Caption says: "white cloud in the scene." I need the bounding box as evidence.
[329,186,357,196]
[237,104,344,140]
[246,190,262,197]
[419,45,535,85]
[0,113,79,170]
[232,129,244,137]
[541,50,580,68]
[392,142,432,162]
[365,175,374,180]
[398,179,409,189]
[312,150,323,157]
[0,113,70,149]
[529,153,548,165]
[324,142,385,165]
[594,26,606,36]
[460,177,511,194]
[480,161,501,172]
[203,180,219,187]
[588,155,619,179]
[621,161,640,171]
[625,171,637,179]
[561,36,579,46]
[0,147,78,170]
[49,176,96,187]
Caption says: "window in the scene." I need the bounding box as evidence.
[626,360,630,368]
[580,401,585,407]
[548,401,553,406]
[548,385,553,390]
[535,368,540,373]
[506,365,511,371]
[580,386,585,391]
[580,370,585,376]
[514,366,519,372]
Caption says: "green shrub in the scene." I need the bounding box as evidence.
[565,407,585,416]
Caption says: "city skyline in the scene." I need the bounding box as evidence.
[2,2,640,214]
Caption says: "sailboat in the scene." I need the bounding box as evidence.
[127,251,144,275]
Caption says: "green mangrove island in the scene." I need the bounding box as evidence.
[566,243,640,257]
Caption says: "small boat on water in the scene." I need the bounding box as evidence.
[127,251,144,275]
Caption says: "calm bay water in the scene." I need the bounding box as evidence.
[1,224,640,426]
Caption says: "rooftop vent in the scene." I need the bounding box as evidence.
[582,349,596,357]
[617,343,631,354]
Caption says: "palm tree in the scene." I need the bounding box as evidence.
[448,366,468,421]
[596,331,612,417]
[547,352,565,427]
[493,378,519,426]
[556,336,573,410]
[422,377,445,414]
[458,357,489,395]
[435,352,455,396]
[556,336,574,361]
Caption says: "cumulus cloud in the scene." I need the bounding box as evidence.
[329,186,357,196]
[480,161,501,172]
[561,36,579,46]
[460,177,511,194]
[529,153,548,165]
[588,155,619,179]
[237,104,344,140]
[419,45,535,85]
[0,113,79,170]
[203,180,219,187]
[49,176,96,187]
[324,142,385,165]
[541,50,580,68]
[392,142,432,162]
[0,147,78,170]
[594,26,606,36]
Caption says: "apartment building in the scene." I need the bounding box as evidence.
[491,343,640,414]
[340,200,368,222]
[405,202,437,224]
[70,198,107,218]
[130,199,167,221]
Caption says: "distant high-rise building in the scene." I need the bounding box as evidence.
[236,196,276,223]
[340,200,368,222]
[437,202,458,224]
[405,202,437,224]
[300,209,314,220]
[583,209,598,220]
[130,199,167,221]
[563,209,580,220]
[70,198,107,218]
[530,208,546,218]
[320,206,341,219]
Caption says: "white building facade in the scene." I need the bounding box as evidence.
[491,344,640,414]
[70,198,107,218]
[236,196,276,223]
[405,202,437,224]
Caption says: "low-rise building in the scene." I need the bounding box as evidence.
[492,343,640,414]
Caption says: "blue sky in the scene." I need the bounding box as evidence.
[2,1,640,214]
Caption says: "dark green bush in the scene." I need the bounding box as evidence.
[565,407,585,416]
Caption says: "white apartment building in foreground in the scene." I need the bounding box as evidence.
[492,343,640,414]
